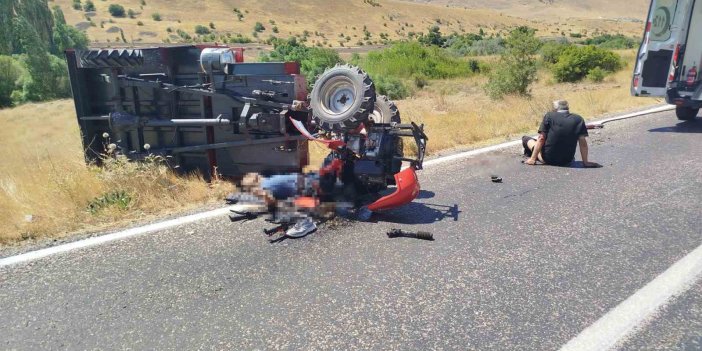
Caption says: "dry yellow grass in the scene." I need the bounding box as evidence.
[0,100,234,245]
[52,0,645,46]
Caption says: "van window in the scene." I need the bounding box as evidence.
[650,0,679,41]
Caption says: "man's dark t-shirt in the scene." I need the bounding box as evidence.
[538,111,588,166]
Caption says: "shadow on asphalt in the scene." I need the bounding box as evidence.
[416,190,436,199]
[569,161,605,169]
[373,202,460,225]
[649,120,702,133]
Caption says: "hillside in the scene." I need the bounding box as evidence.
[400,0,650,21]
[51,0,647,47]
[1,0,55,54]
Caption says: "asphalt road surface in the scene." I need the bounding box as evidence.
[1,111,701,350]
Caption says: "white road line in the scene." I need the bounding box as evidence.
[560,243,702,351]
[0,104,674,269]
[0,207,234,267]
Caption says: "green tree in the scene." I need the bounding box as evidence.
[51,6,89,54]
[485,26,541,99]
[254,22,265,32]
[12,17,56,101]
[0,56,22,107]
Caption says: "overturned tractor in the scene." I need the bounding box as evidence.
[66,45,427,212]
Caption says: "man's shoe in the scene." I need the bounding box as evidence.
[285,217,317,238]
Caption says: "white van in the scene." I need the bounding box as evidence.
[632,0,702,120]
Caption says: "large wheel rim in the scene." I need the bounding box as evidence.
[320,76,357,119]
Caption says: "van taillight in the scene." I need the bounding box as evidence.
[633,76,639,88]
[673,44,681,66]
[646,21,652,33]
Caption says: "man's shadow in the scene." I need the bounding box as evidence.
[569,161,604,168]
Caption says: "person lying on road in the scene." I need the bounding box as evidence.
[522,100,600,168]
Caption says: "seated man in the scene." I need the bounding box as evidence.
[523,100,599,167]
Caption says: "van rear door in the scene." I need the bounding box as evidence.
[632,0,685,97]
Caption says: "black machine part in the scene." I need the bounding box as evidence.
[370,95,401,124]
[325,121,427,192]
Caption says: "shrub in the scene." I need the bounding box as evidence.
[413,74,428,89]
[539,40,572,64]
[72,0,82,10]
[254,22,265,32]
[456,37,506,56]
[418,26,445,47]
[228,34,252,44]
[583,34,638,49]
[136,21,143,26]
[355,42,475,81]
[587,67,606,82]
[151,13,161,21]
[108,4,125,17]
[194,25,210,35]
[485,26,541,99]
[272,26,279,34]
[259,38,342,87]
[209,22,215,29]
[127,9,136,18]
[83,0,96,12]
[374,76,410,100]
[551,45,623,82]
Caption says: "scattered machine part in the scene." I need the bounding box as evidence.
[386,229,434,241]
[491,175,503,183]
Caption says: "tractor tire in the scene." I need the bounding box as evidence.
[676,106,699,121]
[310,64,376,131]
[370,95,401,124]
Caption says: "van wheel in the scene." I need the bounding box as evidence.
[676,106,699,121]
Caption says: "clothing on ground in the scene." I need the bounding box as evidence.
[538,111,588,166]
[261,174,320,200]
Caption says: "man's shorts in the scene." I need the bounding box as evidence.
[522,136,536,157]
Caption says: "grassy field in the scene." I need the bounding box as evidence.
[0,101,233,245]
[0,50,661,245]
[395,51,662,155]
[52,0,645,46]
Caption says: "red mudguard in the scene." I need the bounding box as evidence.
[367,167,420,212]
